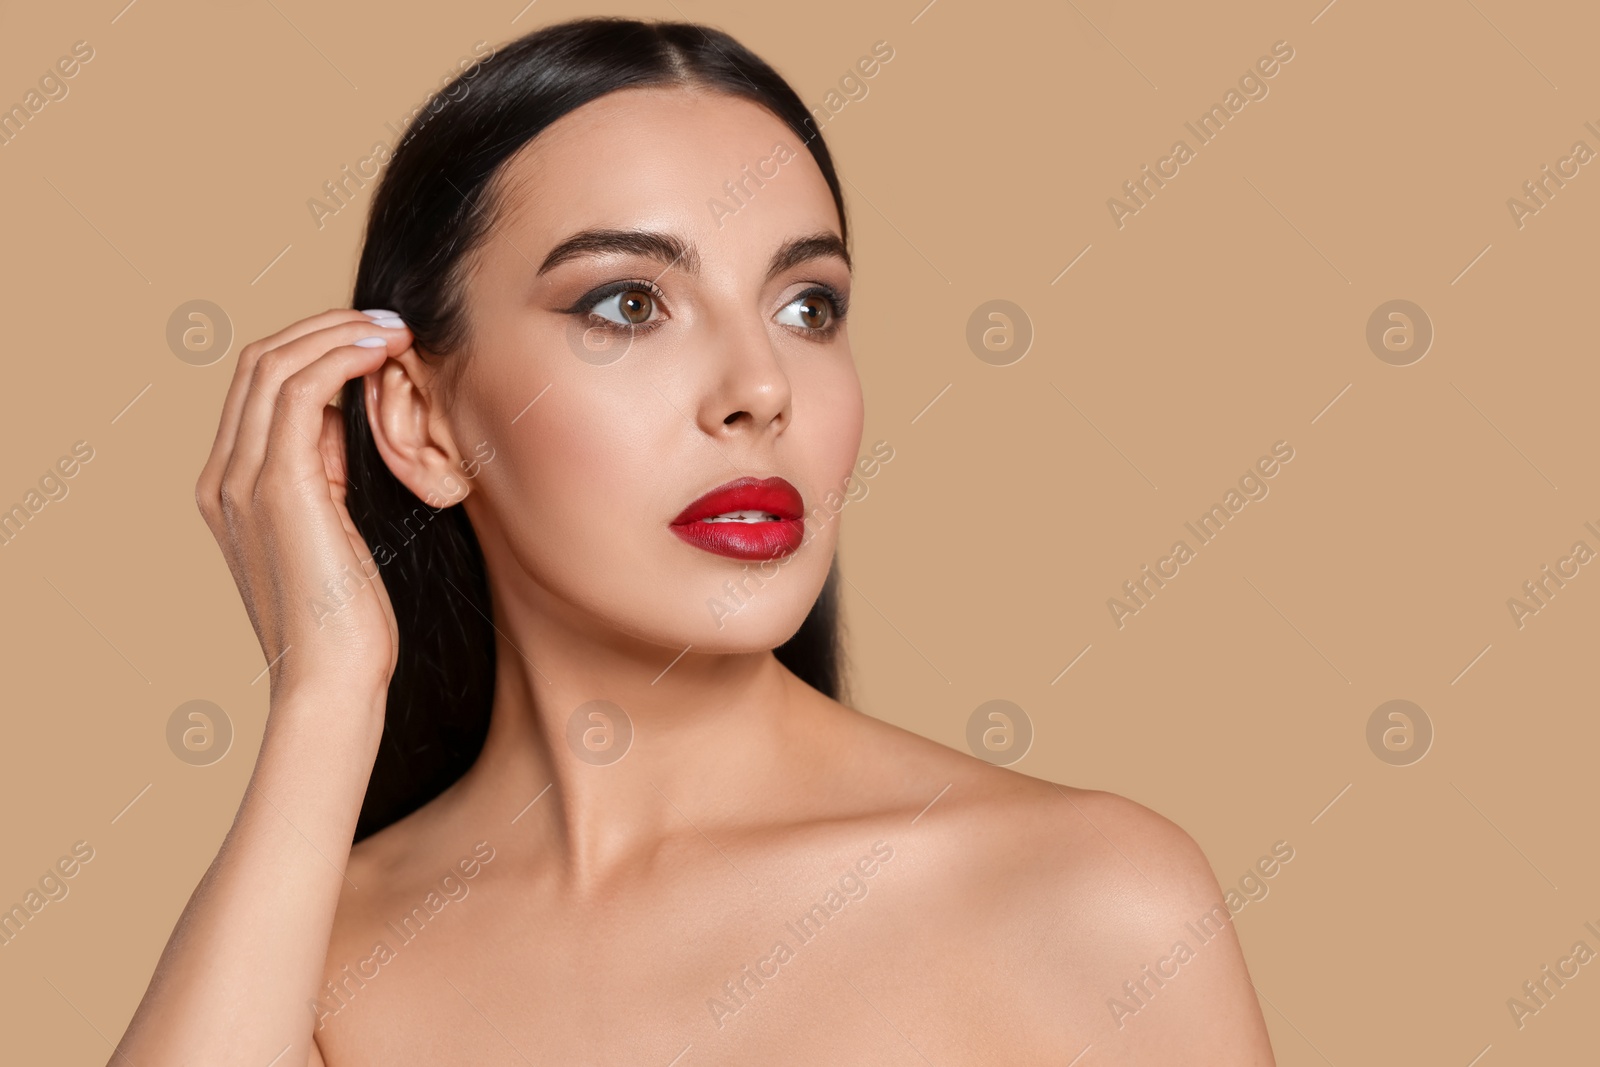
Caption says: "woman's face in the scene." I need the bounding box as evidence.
[439,86,863,654]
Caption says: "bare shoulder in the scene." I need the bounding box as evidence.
[818,692,1211,878]
[819,701,1275,1062]
[326,796,486,950]
[1002,782,1276,1063]
[313,797,491,1040]
[1024,781,1218,899]
[319,812,425,991]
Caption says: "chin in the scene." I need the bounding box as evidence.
[686,548,831,643]
[696,621,810,656]
[679,591,820,653]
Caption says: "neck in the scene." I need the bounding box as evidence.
[447,576,811,889]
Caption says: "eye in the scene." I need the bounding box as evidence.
[566,281,665,331]
[775,285,847,334]
[588,283,662,326]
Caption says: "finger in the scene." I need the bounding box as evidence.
[224,318,410,503]
[253,305,400,364]
[260,343,397,490]
[198,308,377,506]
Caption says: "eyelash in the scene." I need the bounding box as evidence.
[565,279,850,340]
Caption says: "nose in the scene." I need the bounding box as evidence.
[692,304,793,441]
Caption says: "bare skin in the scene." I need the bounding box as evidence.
[114,86,1275,1066]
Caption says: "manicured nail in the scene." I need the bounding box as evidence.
[361,308,398,318]
[353,336,387,348]
[371,317,406,330]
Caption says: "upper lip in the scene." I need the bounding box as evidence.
[672,476,804,525]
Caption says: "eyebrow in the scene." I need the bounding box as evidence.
[535,228,851,280]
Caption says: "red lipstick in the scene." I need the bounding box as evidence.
[670,476,806,560]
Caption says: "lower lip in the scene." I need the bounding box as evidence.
[670,518,806,560]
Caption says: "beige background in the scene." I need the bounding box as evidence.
[1,0,1596,1062]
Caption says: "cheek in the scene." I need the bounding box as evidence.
[465,397,693,638]
[456,332,660,535]
[803,360,865,491]
[485,399,659,550]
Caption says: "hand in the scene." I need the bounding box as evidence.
[195,308,411,708]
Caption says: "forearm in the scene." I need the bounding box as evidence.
[112,689,385,1066]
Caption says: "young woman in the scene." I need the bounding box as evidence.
[115,16,1275,1065]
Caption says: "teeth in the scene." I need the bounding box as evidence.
[703,510,780,523]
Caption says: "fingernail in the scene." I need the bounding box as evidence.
[371,317,406,330]
[353,336,387,348]
[361,308,398,318]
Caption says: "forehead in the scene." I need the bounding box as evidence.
[488,86,840,256]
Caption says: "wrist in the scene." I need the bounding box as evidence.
[265,682,389,753]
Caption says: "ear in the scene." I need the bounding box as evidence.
[364,348,468,509]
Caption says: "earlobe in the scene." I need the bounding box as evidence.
[364,351,468,505]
